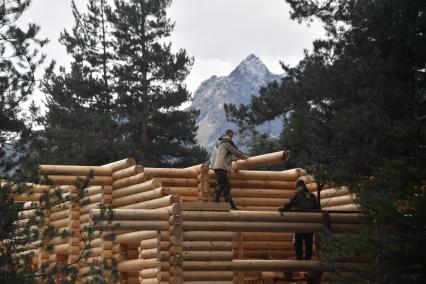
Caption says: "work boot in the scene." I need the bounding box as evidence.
[224,194,239,210]
[213,188,220,202]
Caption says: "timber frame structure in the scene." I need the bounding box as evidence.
[8,151,364,283]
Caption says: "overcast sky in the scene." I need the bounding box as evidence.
[19,0,324,93]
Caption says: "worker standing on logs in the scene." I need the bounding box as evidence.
[210,129,249,210]
[278,179,319,260]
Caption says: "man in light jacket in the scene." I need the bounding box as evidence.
[210,129,249,210]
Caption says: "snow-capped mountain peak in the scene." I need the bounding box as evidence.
[189,54,282,152]
[229,54,270,80]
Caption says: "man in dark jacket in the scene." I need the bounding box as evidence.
[210,129,248,210]
[278,179,318,260]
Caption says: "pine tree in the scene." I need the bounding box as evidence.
[0,1,45,280]
[0,1,75,282]
[0,0,47,173]
[0,2,116,282]
[108,0,208,167]
[226,0,426,282]
[39,0,124,165]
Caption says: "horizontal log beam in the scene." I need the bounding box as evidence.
[183,259,321,271]
[144,167,199,178]
[183,231,233,241]
[231,150,290,170]
[40,175,113,186]
[182,251,234,261]
[92,220,170,231]
[237,232,293,241]
[233,197,289,206]
[182,221,366,233]
[112,187,170,207]
[233,241,293,250]
[39,165,112,176]
[90,208,169,221]
[111,179,162,199]
[169,187,198,196]
[230,188,295,198]
[117,258,157,272]
[323,204,360,211]
[112,173,151,189]
[227,179,295,189]
[181,271,234,281]
[223,168,305,181]
[112,165,144,180]
[315,187,350,199]
[156,177,198,187]
[183,241,233,251]
[181,211,363,224]
[321,194,355,207]
[101,158,136,172]
[119,194,180,210]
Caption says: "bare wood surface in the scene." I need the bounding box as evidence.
[101,158,136,171]
[39,165,113,176]
[231,150,290,170]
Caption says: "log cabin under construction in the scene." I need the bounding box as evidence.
[8,151,364,283]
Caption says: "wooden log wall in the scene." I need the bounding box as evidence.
[205,168,305,211]
[92,204,365,283]
[6,151,364,283]
[181,204,234,284]
[144,166,202,203]
[109,163,183,283]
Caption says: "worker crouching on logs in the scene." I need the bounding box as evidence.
[210,129,249,210]
[278,179,319,260]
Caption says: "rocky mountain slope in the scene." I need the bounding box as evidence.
[189,54,282,152]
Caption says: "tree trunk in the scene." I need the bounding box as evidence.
[140,2,149,160]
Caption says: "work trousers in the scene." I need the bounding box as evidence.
[294,233,314,260]
[213,169,237,209]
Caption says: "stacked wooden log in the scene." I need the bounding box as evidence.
[233,232,295,282]
[206,168,306,211]
[144,167,201,203]
[299,176,360,211]
[107,161,182,282]
[3,151,368,283]
[39,164,113,186]
[99,158,139,280]
[91,208,174,284]
[1,178,57,257]
[1,182,48,269]
[92,204,365,284]
[179,203,234,284]
[38,163,118,278]
[234,232,295,259]
[12,200,41,270]
[231,150,290,171]
[139,231,167,284]
[319,186,359,211]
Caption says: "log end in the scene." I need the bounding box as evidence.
[126,158,136,167]
[151,179,162,189]
[170,194,181,204]
[135,164,144,173]
[282,149,291,161]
